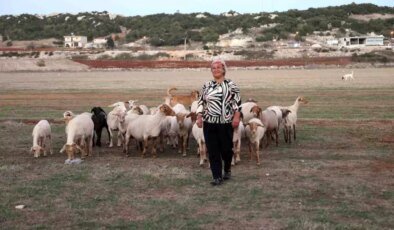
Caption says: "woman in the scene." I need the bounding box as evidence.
[196,58,242,186]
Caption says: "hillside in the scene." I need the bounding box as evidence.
[0,3,393,47]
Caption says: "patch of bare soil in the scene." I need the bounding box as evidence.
[300,119,394,128]
[349,13,394,22]
[73,57,352,69]
[0,59,88,72]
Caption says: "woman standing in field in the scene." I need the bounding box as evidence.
[196,58,242,186]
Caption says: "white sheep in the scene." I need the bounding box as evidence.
[190,100,198,113]
[342,71,354,81]
[123,104,175,157]
[232,122,244,165]
[63,111,74,124]
[60,112,94,160]
[158,116,174,152]
[30,120,52,158]
[282,96,308,143]
[191,122,208,166]
[174,112,193,156]
[166,103,193,156]
[128,100,150,114]
[265,105,292,143]
[244,118,266,165]
[241,101,258,124]
[107,104,127,147]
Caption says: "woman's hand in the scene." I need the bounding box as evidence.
[232,111,241,128]
[197,114,203,128]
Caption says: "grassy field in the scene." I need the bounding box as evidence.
[0,68,393,229]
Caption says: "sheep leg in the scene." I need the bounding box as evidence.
[59,144,66,154]
[255,141,260,165]
[117,131,123,147]
[159,134,164,152]
[40,137,47,157]
[275,129,279,147]
[87,136,93,156]
[123,133,130,156]
[203,144,208,162]
[96,127,103,147]
[142,138,148,158]
[92,131,97,147]
[231,141,236,166]
[248,141,253,161]
[176,135,181,154]
[48,135,53,155]
[293,124,296,140]
[105,124,111,145]
[152,137,158,158]
[236,139,241,163]
[283,127,288,143]
[182,135,187,157]
[288,128,292,144]
[108,129,114,147]
[199,141,204,166]
[81,137,89,158]
[265,131,270,148]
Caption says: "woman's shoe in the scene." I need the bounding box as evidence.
[223,172,231,180]
[210,178,223,186]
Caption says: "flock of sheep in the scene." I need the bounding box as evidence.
[30,87,308,166]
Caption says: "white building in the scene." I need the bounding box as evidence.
[93,37,107,48]
[327,39,339,46]
[339,35,384,47]
[64,35,88,48]
[195,13,207,18]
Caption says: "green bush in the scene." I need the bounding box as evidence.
[97,54,111,59]
[352,52,390,63]
[114,53,133,60]
[36,59,45,67]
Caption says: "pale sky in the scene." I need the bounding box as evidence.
[0,0,393,16]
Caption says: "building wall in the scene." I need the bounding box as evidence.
[64,36,88,48]
[366,37,384,46]
[339,36,384,47]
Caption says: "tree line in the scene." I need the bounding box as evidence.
[0,3,393,46]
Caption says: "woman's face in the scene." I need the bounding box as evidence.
[211,62,225,79]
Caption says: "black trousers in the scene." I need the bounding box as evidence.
[203,122,234,179]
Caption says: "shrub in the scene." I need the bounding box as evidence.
[114,53,133,60]
[36,59,46,67]
[352,52,390,63]
[71,55,89,60]
[97,54,111,59]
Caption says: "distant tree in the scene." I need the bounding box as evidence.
[106,37,115,49]
[201,28,219,43]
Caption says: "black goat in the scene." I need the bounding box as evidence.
[91,107,110,147]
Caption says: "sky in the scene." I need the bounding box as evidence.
[0,0,393,16]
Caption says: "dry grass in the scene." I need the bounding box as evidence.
[0,68,393,229]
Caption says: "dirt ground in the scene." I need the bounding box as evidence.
[1,67,393,91]
[0,67,393,229]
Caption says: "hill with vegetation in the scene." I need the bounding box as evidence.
[0,3,393,46]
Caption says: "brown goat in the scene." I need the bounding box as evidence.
[167,87,199,107]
